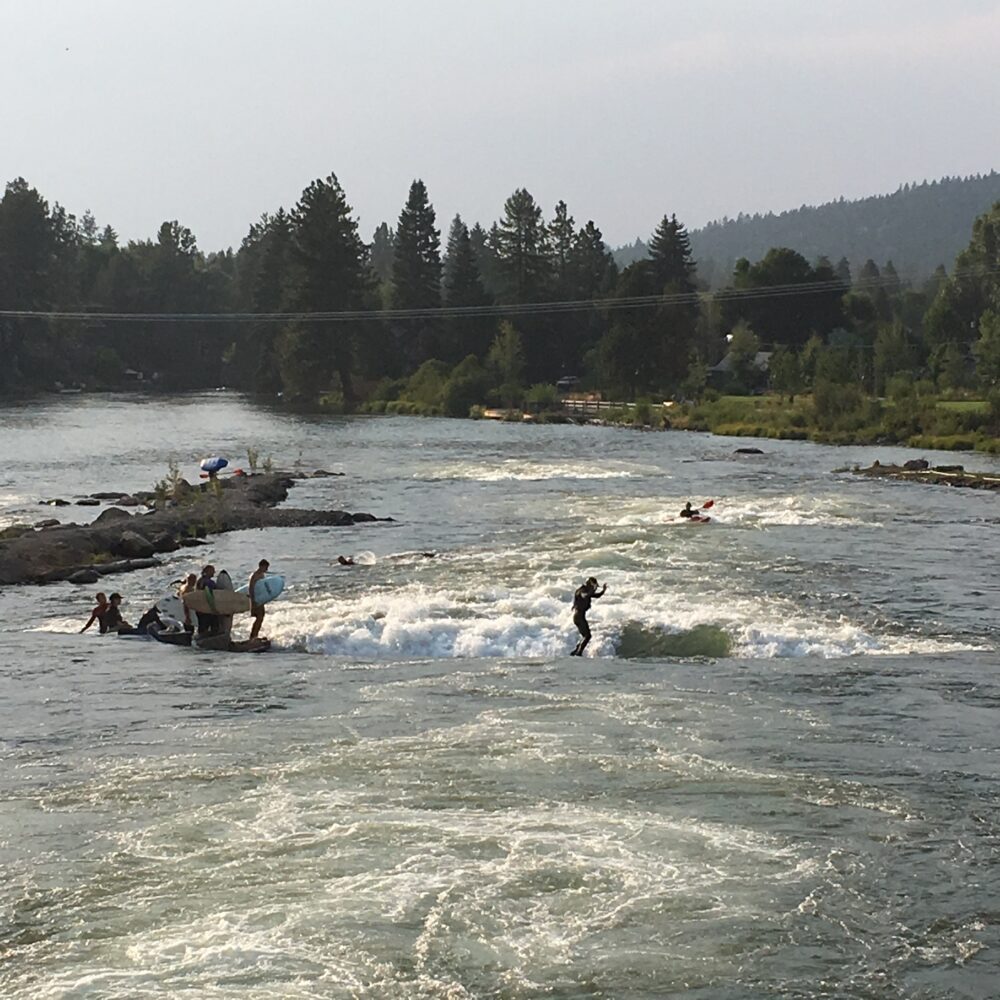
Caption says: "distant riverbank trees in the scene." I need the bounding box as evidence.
[1,172,1000,438]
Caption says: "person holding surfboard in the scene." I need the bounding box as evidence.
[570,577,607,656]
[248,559,270,640]
[195,565,220,635]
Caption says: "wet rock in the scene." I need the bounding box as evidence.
[903,458,930,471]
[1,474,387,586]
[735,447,764,455]
[150,532,180,553]
[311,470,344,477]
[76,498,101,506]
[41,498,71,507]
[68,568,101,584]
[178,537,207,547]
[115,496,141,507]
[90,492,129,500]
[95,508,131,523]
[0,524,32,541]
[115,531,156,559]
[34,519,61,529]
[97,557,160,576]
[933,464,964,473]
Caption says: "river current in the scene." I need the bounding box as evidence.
[1,392,998,998]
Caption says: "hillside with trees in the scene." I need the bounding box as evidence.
[616,172,1000,287]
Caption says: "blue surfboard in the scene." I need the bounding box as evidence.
[237,574,285,605]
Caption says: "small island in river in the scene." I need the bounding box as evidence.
[0,472,390,586]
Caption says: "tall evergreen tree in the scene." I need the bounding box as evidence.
[283,172,370,401]
[648,214,697,292]
[469,222,502,297]
[391,179,442,360]
[443,215,491,360]
[495,188,550,304]
[547,200,576,298]
[369,222,395,283]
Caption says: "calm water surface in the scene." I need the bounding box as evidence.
[1,392,998,998]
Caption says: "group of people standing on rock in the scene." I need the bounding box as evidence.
[79,559,271,640]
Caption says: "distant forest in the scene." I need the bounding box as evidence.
[615,172,1000,287]
[0,169,998,419]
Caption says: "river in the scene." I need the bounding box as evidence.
[1,392,998,998]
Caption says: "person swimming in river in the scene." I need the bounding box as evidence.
[571,577,607,656]
[80,591,109,633]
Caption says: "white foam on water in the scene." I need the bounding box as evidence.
[423,458,649,483]
[269,565,974,661]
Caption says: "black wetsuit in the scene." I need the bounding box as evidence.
[571,584,604,655]
[679,506,695,518]
[195,578,219,634]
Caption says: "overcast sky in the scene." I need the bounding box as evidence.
[3,0,999,251]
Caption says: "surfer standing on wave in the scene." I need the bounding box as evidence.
[571,576,606,656]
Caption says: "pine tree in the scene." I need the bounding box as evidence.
[369,222,395,283]
[468,222,502,298]
[835,256,852,285]
[443,215,491,360]
[284,172,370,401]
[391,180,441,361]
[495,188,550,303]
[547,200,576,297]
[648,214,697,292]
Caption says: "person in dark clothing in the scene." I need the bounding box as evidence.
[102,593,133,633]
[195,564,219,635]
[571,576,607,656]
[679,501,696,518]
[115,605,164,637]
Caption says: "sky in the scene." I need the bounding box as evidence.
[2,0,999,251]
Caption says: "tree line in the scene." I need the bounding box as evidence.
[0,172,998,417]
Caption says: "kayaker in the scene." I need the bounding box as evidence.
[679,501,696,518]
[570,576,607,657]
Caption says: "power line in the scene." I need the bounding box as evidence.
[0,266,996,325]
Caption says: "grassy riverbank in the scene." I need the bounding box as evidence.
[662,392,1000,452]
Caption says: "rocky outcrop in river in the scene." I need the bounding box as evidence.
[0,473,389,586]
[849,461,1000,490]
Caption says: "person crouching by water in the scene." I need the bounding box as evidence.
[248,559,269,640]
[571,576,607,656]
[80,591,109,633]
[101,593,133,633]
[195,564,219,635]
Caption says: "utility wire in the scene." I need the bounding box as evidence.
[0,267,996,325]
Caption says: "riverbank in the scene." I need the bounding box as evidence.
[0,472,388,586]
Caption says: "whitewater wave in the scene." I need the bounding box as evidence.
[267,578,973,662]
[423,459,651,483]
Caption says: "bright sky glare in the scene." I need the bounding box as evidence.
[2,0,999,250]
